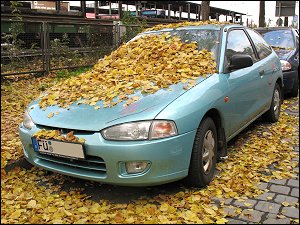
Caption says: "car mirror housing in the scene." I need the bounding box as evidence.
[228,54,254,72]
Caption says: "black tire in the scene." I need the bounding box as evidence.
[263,83,282,123]
[185,117,217,187]
[289,75,299,97]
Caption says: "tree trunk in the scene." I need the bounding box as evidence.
[201,1,210,21]
[118,1,123,19]
[259,1,265,27]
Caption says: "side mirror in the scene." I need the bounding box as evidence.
[228,54,253,71]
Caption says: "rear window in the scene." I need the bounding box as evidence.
[257,29,295,50]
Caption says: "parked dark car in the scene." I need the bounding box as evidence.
[256,27,299,97]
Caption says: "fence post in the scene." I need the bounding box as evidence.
[42,22,50,75]
[114,22,121,48]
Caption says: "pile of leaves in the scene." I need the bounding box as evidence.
[1,76,55,168]
[33,129,85,144]
[38,31,217,110]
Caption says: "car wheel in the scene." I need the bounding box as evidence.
[289,75,299,97]
[263,83,282,123]
[186,117,217,187]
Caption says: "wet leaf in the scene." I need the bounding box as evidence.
[47,112,54,118]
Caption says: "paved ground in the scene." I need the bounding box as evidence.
[214,146,299,224]
[219,98,299,224]
[4,97,299,224]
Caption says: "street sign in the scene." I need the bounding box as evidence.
[275,1,296,17]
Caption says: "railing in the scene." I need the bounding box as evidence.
[1,19,145,77]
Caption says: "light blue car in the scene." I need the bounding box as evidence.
[19,24,283,187]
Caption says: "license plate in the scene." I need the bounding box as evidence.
[32,138,85,159]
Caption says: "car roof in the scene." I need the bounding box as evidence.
[142,24,244,34]
[255,27,294,31]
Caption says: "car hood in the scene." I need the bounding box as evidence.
[274,49,294,60]
[28,77,207,131]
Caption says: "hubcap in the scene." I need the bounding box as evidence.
[202,130,215,174]
[273,89,280,116]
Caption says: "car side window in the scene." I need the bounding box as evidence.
[246,28,273,60]
[225,29,257,69]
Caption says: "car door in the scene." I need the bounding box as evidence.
[245,28,275,107]
[222,28,268,138]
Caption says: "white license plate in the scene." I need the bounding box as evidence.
[32,138,85,159]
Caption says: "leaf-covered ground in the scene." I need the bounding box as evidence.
[1,68,90,168]
[1,71,299,224]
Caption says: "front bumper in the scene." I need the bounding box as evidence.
[283,70,298,92]
[19,124,196,186]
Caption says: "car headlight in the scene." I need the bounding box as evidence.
[23,110,34,130]
[101,120,178,141]
[280,60,292,71]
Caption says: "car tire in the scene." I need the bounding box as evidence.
[263,83,282,123]
[289,75,299,97]
[185,117,217,187]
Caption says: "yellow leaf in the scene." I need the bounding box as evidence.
[27,200,37,208]
[216,218,228,224]
[216,189,222,195]
[75,218,88,224]
[204,207,216,216]
[47,112,54,118]
[126,217,135,223]
[11,210,21,219]
[78,206,88,213]
[52,219,63,224]
[282,202,289,207]
[160,203,169,212]
[132,96,140,101]
[63,209,72,216]
[277,215,286,219]
[89,203,100,214]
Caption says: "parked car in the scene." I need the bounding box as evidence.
[256,27,299,97]
[19,23,283,187]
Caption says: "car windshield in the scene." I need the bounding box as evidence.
[131,29,221,62]
[257,29,295,50]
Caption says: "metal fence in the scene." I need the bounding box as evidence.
[1,19,145,77]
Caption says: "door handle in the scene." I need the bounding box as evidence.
[259,70,265,76]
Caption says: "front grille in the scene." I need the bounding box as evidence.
[36,124,95,134]
[36,152,107,175]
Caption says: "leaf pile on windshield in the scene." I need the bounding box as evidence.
[38,32,217,110]
[143,20,231,32]
[33,129,85,144]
